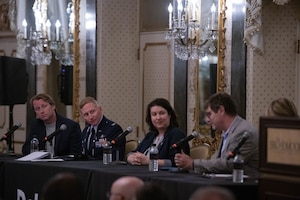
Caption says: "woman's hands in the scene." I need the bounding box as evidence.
[127,152,149,165]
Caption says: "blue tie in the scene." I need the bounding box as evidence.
[218,132,228,157]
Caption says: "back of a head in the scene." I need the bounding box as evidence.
[110,176,144,200]
[189,186,235,200]
[266,98,298,118]
[136,182,169,200]
[41,173,85,200]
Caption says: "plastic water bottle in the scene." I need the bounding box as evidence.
[149,144,159,171]
[103,143,112,164]
[30,135,39,153]
[233,151,244,183]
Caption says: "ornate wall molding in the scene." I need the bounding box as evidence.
[72,0,80,122]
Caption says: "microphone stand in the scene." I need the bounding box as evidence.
[110,147,126,165]
[7,105,16,155]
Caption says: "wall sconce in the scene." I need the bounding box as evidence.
[165,0,218,60]
[19,0,74,66]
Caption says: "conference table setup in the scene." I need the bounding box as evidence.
[0,154,258,200]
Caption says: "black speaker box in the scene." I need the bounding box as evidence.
[0,56,28,105]
[60,65,73,105]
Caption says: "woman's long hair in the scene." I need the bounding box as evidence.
[145,98,178,132]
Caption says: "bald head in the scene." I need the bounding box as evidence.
[109,176,144,200]
[189,186,235,200]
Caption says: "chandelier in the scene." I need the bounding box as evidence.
[20,0,74,66]
[165,0,218,60]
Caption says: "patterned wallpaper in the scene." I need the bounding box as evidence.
[2,0,299,154]
[96,0,140,138]
[95,0,300,138]
[246,0,300,128]
[142,43,170,134]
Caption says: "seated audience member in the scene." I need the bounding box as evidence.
[41,172,85,200]
[174,92,259,178]
[126,98,190,167]
[136,182,169,200]
[189,186,235,200]
[22,93,82,156]
[107,176,144,200]
[79,96,125,159]
[265,97,298,117]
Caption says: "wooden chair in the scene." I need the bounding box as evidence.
[124,139,139,160]
[190,143,210,159]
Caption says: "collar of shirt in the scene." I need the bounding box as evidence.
[221,116,238,153]
[222,116,238,138]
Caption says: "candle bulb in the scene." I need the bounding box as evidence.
[46,19,51,41]
[191,0,196,20]
[55,20,61,41]
[168,3,173,29]
[211,3,216,30]
[22,19,27,39]
[177,0,183,28]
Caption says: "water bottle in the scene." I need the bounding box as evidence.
[149,144,159,172]
[30,135,39,153]
[103,143,112,164]
[232,151,244,183]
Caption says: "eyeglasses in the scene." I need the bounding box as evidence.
[106,191,125,200]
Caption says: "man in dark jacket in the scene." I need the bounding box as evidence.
[22,93,82,156]
[79,96,125,160]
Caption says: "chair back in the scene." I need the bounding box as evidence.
[190,143,210,159]
[124,139,139,160]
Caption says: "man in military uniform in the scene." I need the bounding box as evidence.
[79,97,125,160]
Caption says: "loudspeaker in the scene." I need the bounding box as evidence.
[60,65,73,105]
[0,56,28,105]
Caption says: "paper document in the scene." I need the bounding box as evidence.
[16,151,50,161]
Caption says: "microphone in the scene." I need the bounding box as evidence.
[110,126,133,145]
[43,124,67,142]
[226,131,250,160]
[0,122,22,141]
[170,131,199,150]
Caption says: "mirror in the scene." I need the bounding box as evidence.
[72,0,79,122]
[14,0,80,122]
[192,0,226,157]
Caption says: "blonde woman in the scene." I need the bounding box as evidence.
[266,98,298,118]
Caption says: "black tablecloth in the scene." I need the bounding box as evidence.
[0,156,258,200]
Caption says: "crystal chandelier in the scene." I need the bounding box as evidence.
[20,0,74,66]
[165,0,218,60]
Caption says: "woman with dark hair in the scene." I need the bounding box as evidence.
[127,98,190,167]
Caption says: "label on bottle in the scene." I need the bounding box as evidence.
[233,169,244,183]
[103,145,112,165]
[149,153,159,171]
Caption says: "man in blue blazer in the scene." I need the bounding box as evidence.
[22,93,82,156]
[79,97,125,160]
[175,92,259,178]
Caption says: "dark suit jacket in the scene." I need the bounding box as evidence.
[194,116,259,178]
[133,126,190,167]
[81,115,125,160]
[22,114,82,156]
